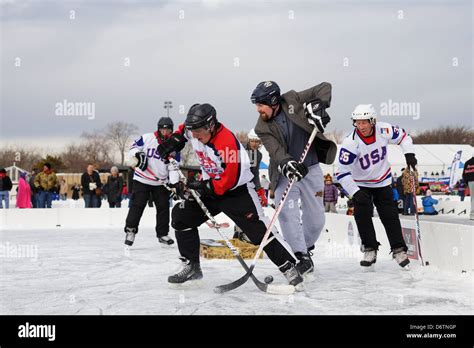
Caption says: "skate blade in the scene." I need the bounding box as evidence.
[361,264,376,272]
[168,279,203,289]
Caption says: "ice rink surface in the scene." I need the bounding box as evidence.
[1,222,472,315]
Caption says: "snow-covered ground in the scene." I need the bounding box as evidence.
[1,219,472,315]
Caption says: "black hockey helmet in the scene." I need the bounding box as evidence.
[185,103,217,131]
[157,117,174,131]
[250,81,281,106]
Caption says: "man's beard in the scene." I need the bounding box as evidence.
[259,112,272,121]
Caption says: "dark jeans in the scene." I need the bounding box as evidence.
[31,193,38,208]
[37,191,53,208]
[84,194,99,208]
[0,191,9,209]
[109,201,122,208]
[353,185,407,252]
[404,193,414,215]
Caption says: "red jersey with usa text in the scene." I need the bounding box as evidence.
[177,123,253,196]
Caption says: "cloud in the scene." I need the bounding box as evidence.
[1,0,471,146]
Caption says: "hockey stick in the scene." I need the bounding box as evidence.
[409,170,424,266]
[215,126,319,293]
[168,158,294,295]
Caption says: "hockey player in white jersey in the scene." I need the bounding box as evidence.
[124,117,179,247]
[336,104,418,268]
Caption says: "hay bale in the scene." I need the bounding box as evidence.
[200,238,263,260]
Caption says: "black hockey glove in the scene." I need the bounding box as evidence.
[168,181,188,201]
[157,133,187,161]
[405,153,417,171]
[352,190,372,205]
[135,151,148,171]
[279,159,308,182]
[304,99,330,133]
[187,179,214,197]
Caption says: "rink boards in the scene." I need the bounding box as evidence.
[1,206,473,274]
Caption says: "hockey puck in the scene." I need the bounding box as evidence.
[264,275,274,284]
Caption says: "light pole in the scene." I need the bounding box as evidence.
[164,101,173,117]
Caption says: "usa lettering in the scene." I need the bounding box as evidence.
[146,148,162,160]
[359,146,387,169]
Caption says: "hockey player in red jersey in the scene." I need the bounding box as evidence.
[336,104,418,269]
[157,103,303,288]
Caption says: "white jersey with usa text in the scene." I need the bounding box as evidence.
[129,132,180,186]
[336,122,415,196]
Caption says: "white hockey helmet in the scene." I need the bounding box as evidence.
[351,104,377,125]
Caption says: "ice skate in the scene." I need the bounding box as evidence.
[279,261,304,292]
[124,227,137,246]
[295,251,314,281]
[168,257,203,288]
[158,235,175,247]
[392,247,410,269]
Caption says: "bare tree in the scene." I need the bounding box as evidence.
[60,143,90,173]
[80,131,114,168]
[105,122,139,165]
[412,126,474,144]
[0,146,42,171]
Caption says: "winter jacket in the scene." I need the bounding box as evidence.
[107,175,123,203]
[462,157,474,184]
[422,196,438,214]
[396,176,405,199]
[402,169,419,194]
[0,175,13,191]
[323,183,338,203]
[81,171,102,195]
[28,175,36,192]
[34,170,58,191]
[16,177,32,208]
[255,82,337,191]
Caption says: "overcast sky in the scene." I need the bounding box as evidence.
[1,0,472,151]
